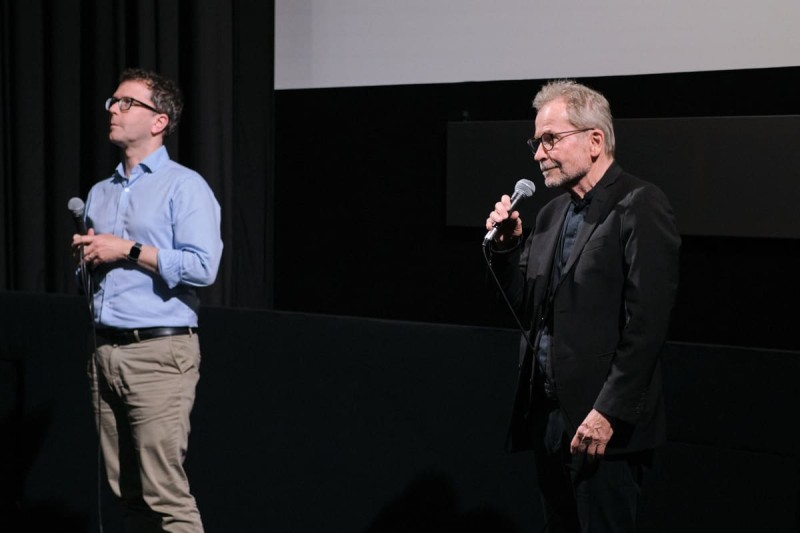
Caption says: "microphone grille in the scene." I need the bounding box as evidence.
[514,179,536,198]
[67,197,85,217]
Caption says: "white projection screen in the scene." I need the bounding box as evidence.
[275,0,800,90]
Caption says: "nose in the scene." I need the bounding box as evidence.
[107,99,120,114]
[534,143,548,162]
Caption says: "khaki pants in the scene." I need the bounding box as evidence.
[89,333,204,533]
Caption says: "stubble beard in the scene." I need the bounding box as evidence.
[543,168,580,190]
[542,163,589,190]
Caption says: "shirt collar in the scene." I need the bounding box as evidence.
[569,186,596,213]
[113,146,170,182]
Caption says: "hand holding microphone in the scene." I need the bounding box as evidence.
[68,197,149,270]
[67,197,101,267]
[484,179,535,246]
[68,197,88,265]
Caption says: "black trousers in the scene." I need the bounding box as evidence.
[530,397,652,533]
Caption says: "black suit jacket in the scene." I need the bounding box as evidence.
[492,162,681,454]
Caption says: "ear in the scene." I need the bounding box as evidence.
[588,128,605,158]
[151,113,170,137]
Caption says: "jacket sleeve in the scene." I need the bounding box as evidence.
[593,183,681,423]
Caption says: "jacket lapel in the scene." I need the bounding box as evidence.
[559,163,623,282]
[538,195,572,279]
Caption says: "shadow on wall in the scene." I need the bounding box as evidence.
[365,470,519,533]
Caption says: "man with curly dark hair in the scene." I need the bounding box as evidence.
[72,68,222,532]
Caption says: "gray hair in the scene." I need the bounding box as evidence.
[532,80,615,156]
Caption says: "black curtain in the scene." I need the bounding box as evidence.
[0,0,274,308]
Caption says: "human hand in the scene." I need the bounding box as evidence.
[485,194,523,244]
[72,229,129,268]
[570,409,614,457]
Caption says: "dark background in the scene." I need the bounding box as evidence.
[1,292,797,532]
[1,1,799,531]
[2,2,798,351]
[274,68,800,351]
[1,0,275,308]
[446,116,800,239]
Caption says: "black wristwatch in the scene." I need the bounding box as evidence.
[127,242,143,263]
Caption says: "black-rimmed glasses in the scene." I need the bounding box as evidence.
[105,96,161,113]
[526,128,593,154]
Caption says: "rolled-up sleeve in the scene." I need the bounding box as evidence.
[157,178,223,289]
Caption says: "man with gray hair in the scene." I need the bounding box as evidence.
[485,80,680,532]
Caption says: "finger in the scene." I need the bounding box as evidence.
[595,441,607,457]
[489,213,510,230]
[586,441,599,457]
[570,433,584,454]
[489,209,506,225]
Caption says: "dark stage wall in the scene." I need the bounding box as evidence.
[274,66,800,352]
[1,291,797,532]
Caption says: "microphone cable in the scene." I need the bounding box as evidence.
[481,234,578,433]
[75,235,105,533]
[481,237,537,357]
[481,236,576,533]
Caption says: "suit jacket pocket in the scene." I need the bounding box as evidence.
[582,235,610,254]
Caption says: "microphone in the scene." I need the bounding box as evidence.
[67,197,88,235]
[483,179,536,246]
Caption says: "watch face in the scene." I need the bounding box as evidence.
[129,243,142,262]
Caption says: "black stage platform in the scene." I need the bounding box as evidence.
[1,291,797,532]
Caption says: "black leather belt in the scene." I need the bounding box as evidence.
[95,326,198,345]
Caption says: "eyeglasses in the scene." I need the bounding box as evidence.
[526,128,593,154]
[105,96,161,113]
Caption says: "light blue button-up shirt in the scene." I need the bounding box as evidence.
[84,146,223,328]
